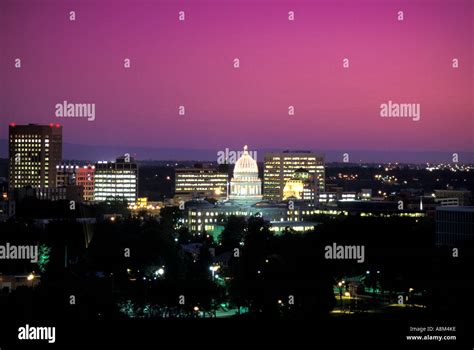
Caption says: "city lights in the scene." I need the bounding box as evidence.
[1,0,472,345]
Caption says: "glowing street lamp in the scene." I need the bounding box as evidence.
[27,273,35,288]
[209,265,220,280]
[408,288,414,305]
[337,280,345,306]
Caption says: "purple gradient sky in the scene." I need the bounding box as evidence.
[1,0,473,156]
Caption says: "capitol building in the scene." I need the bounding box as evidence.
[181,145,317,235]
[228,145,262,204]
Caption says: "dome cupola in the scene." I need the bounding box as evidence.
[233,145,258,178]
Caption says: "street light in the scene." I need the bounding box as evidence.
[209,265,220,280]
[27,273,35,288]
[408,288,414,306]
[338,281,345,309]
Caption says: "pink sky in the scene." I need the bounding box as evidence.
[1,0,472,154]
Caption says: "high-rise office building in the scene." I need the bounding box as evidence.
[94,156,138,203]
[8,123,62,189]
[76,165,95,202]
[264,151,324,202]
[56,164,78,187]
[175,164,228,201]
[56,163,95,201]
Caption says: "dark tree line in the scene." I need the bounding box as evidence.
[1,206,473,321]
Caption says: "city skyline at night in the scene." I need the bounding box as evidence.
[0,0,473,348]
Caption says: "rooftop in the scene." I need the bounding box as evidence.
[436,206,474,213]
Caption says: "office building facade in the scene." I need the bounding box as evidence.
[56,164,77,187]
[56,164,95,202]
[94,156,138,203]
[435,206,474,246]
[8,123,62,189]
[264,151,324,202]
[76,165,95,201]
[175,165,228,201]
[434,189,471,206]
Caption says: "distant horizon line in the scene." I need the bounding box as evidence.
[0,157,473,166]
[0,138,472,153]
[0,139,473,164]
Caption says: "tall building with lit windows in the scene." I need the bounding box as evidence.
[175,164,228,201]
[263,151,325,202]
[94,156,138,203]
[56,164,78,187]
[8,123,62,189]
[55,163,96,202]
[76,164,95,201]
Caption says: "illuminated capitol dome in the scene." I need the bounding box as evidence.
[229,145,262,204]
